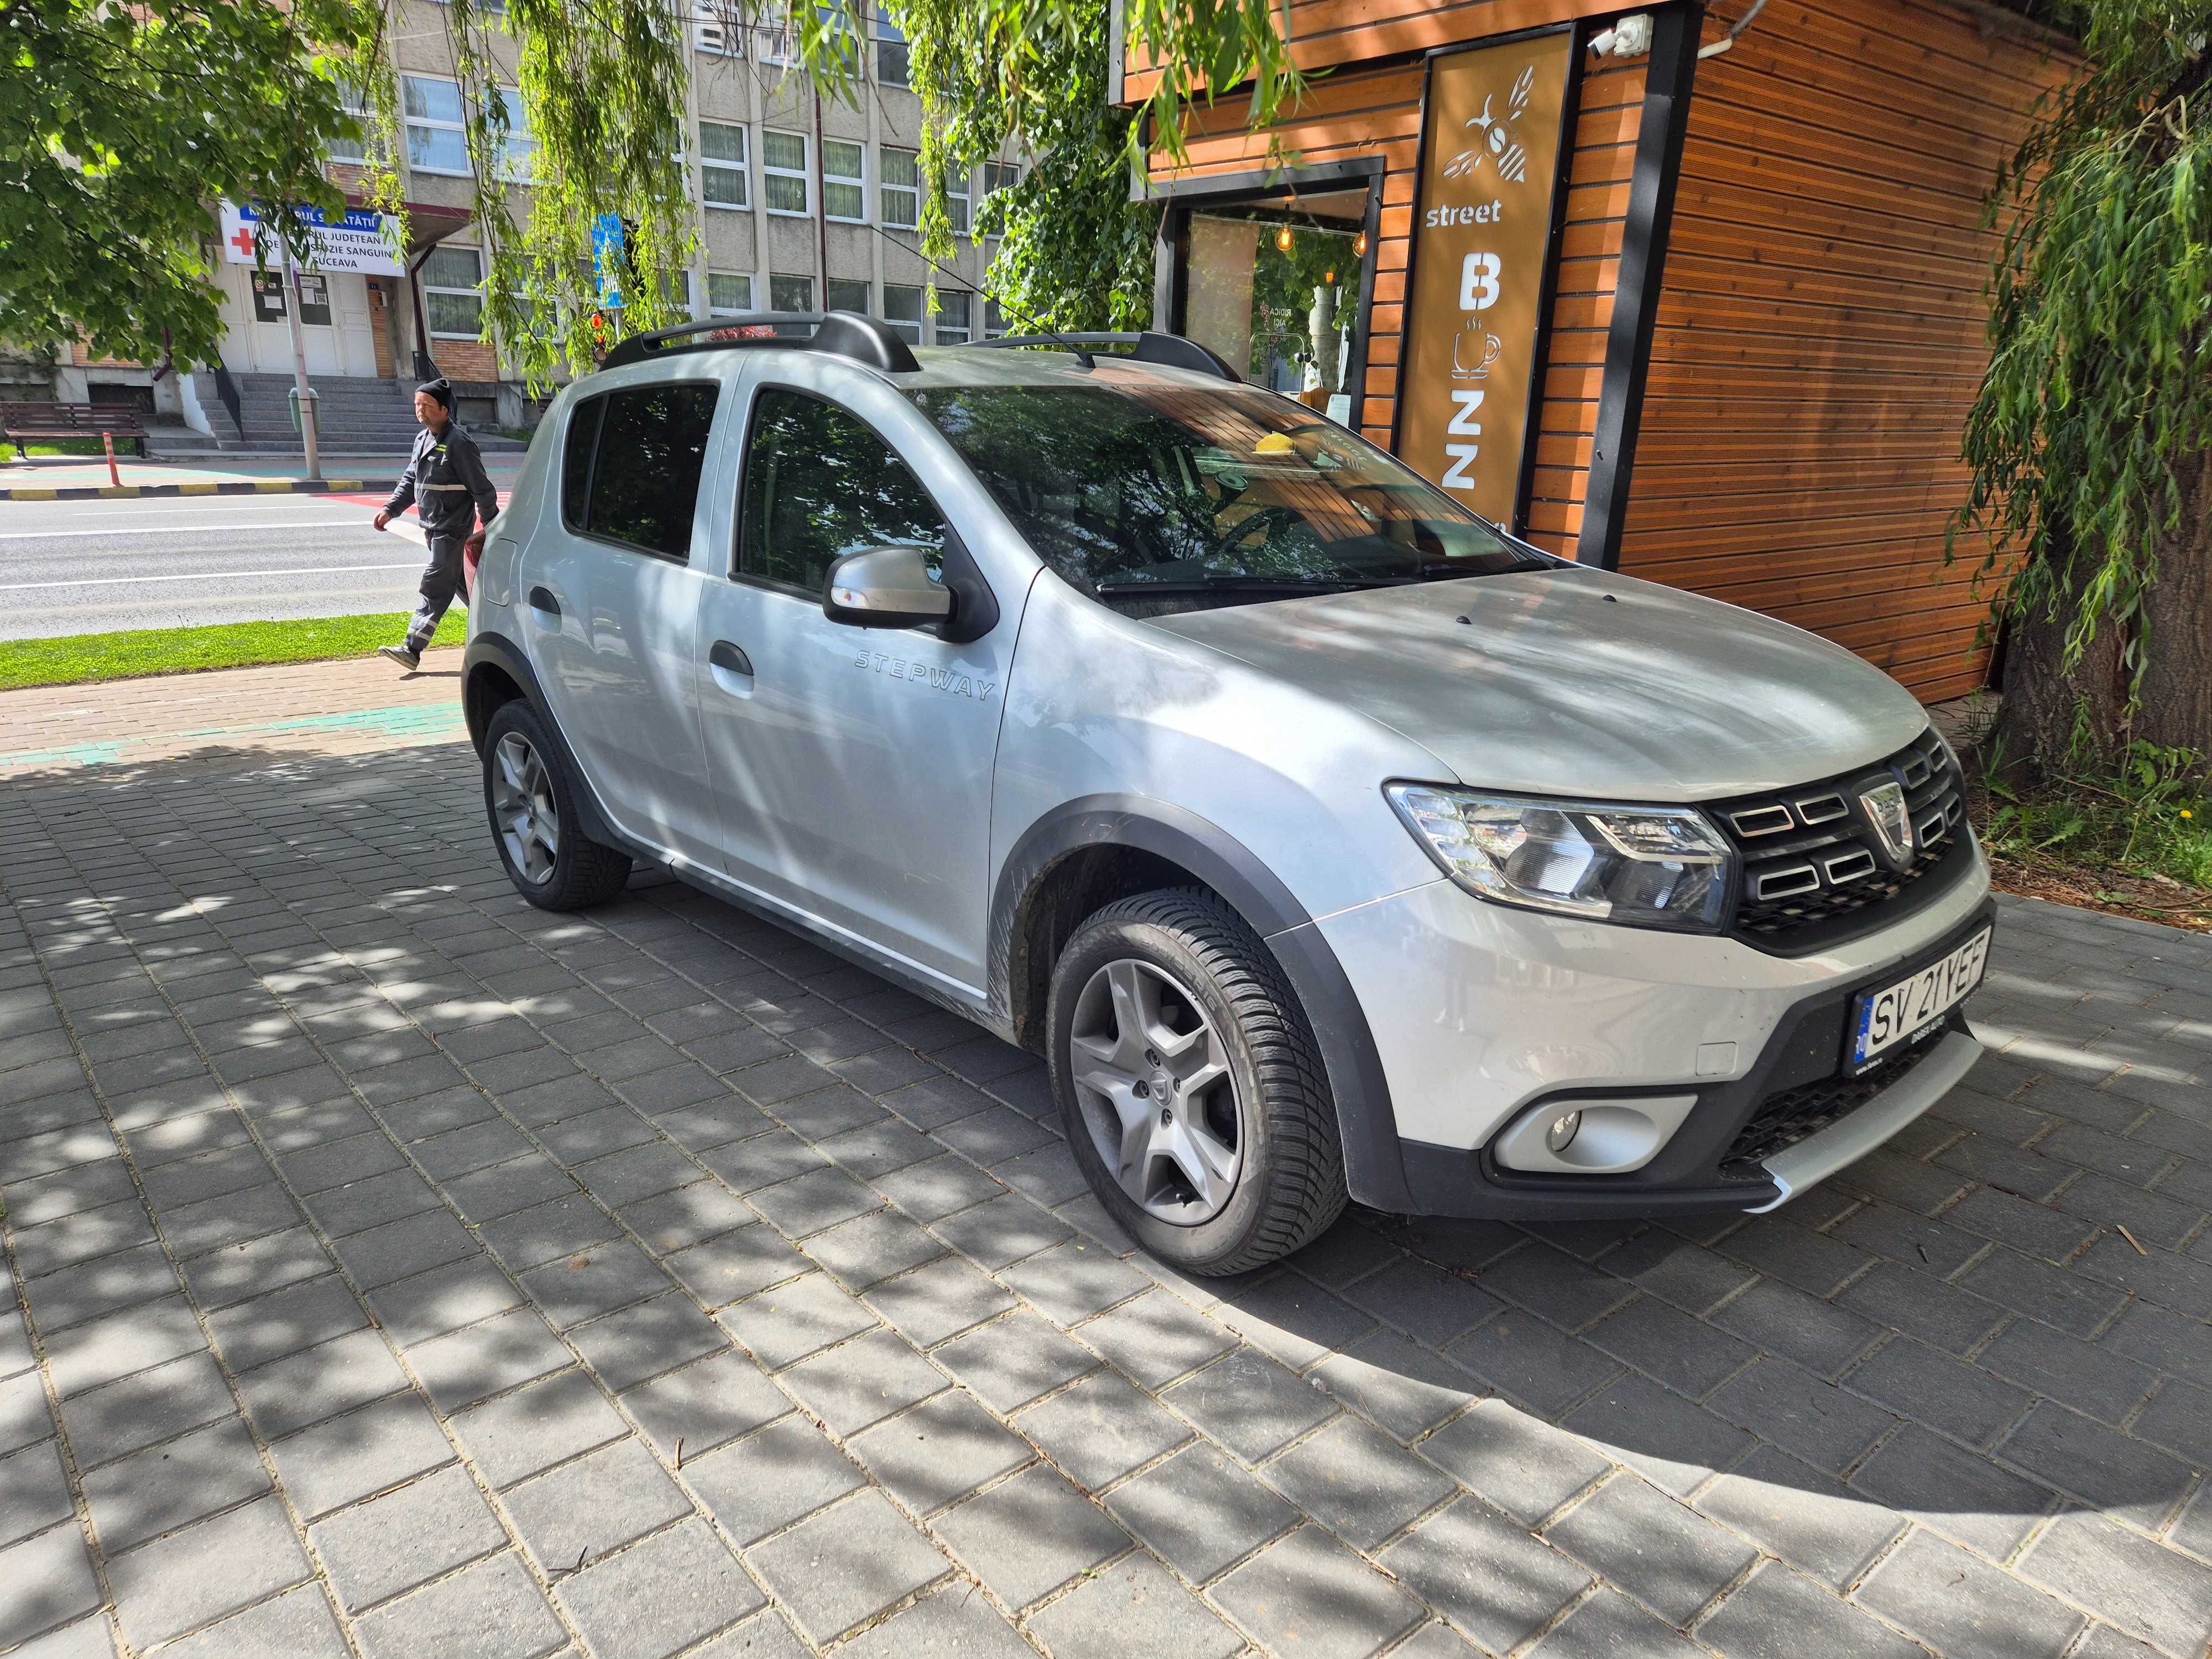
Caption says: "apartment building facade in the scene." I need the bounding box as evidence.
[33,1,1019,444]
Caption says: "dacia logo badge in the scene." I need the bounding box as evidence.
[1859,780,1914,867]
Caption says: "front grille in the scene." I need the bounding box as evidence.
[1723,1030,1949,1167]
[1712,728,1969,949]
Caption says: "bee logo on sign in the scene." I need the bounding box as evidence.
[1396,33,1576,529]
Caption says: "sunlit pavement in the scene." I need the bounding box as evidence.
[1,673,2209,1658]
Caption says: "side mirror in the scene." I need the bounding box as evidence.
[822,545,955,630]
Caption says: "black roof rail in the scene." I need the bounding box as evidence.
[968,331,1240,383]
[599,310,921,374]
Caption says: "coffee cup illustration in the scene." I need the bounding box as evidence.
[1453,319,1504,379]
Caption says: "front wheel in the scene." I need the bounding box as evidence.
[1048,888,1347,1275]
[481,700,632,910]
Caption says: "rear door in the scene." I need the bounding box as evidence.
[693,369,1015,998]
[521,375,725,870]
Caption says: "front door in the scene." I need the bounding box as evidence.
[693,379,1014,998]
[522,378,726,870]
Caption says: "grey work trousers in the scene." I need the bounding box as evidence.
[405,529,468,654]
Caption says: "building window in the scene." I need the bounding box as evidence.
[815,4,860,74]
[708,272,754,315]
[983,161,1019,199]
[403,76,469,175]
[421,245,484,338]
[701,121,748,209]
[945,167,971,237]
[933,291,972,344]
[328,80,375,164]
[880,147,919,230]
[822,139,865,223]
[984,298,1010,338]
[756,8,791,63]
[770,273,814,311]
[695,12,744,55]
[883,284,923,345]
[875,11,909,86]
[494,87,536,182]
[763,130,808,215]
[826,279,871,315]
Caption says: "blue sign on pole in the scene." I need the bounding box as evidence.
[592,213,625,310]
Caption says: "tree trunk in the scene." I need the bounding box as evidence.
[2135,445,2212,762]
[1994,594,2129,775]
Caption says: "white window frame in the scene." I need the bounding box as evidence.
[762,129,810,216]
[700,120,749,210]
[982,161,1020,199]
[945,167,971,237]
[875,9,909,86]
[756,7,792,64]
[421,244,485,339]
[932,291,973,345]
[402,75,469,176]
[821,138,865,224]
[879,146,919,231]
[707,272,754,315]
[881,283,923,346]
[328,80,375,164]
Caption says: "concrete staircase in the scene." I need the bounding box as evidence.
[211,374,524,454]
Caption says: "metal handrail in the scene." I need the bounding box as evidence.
[207,364,246,439]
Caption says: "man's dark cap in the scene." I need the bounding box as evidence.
[415,377,454,409]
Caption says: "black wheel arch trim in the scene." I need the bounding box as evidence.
[462,632,620,849]
[990,795,1413,1213]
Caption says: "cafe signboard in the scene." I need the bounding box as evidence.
[1396,29,1577,529]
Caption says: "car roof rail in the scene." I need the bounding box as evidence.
[599,310,921,374]
[967,331,1240,383]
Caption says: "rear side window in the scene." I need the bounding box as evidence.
[737,388,946,592]
[562,383,720,560]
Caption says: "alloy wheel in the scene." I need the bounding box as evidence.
[491,732,560,884]
[1068,957,1243,1224]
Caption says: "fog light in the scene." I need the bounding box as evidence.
[1545,1112,1583,1154]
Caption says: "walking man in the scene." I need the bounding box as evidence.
[374,378,498,670]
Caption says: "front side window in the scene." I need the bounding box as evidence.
[880,147,919,229]
[738,388,946,592]
[822,139,865,222]
[565,383,721,560]
[421,245,484,338]
[881,284,923,345]
[701,121,748,208]
[769,273,813,312]
[403,75,468,174]
[763,129,808,215]
[708,272,753,315]
[907,373,1540,611]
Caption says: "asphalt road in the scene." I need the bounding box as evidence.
[0,492,444,640]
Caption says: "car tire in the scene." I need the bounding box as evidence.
[481,700,632,911]
[1048,887,1347,1275]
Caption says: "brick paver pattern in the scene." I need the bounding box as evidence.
[1,725,2209,1658]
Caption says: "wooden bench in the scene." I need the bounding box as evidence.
[2,402,150,458]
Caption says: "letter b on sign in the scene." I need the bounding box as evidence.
[1458,252,1501,312]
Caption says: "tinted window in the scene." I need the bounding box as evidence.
[567,383,719,559]
[561,395,603,528]
[738,389,946,592]
[907,374,1540,611]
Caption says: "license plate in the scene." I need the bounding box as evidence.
[1847,927,1991,1074]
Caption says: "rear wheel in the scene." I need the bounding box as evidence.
[1048,888,1346,1275]
[482,701,631,910]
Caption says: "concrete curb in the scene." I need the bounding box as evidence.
[0,477,398,502]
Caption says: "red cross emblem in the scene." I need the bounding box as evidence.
[230,225,258,257]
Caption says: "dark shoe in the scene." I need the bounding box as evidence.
[378,645,421,671]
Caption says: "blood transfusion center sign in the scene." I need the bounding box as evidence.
[1396,32,1575,528]
[218,201,406,277]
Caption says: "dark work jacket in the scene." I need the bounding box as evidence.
[383,420,499,536]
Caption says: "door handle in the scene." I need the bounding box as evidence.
[707,639,755,698]
[528,585,561,617]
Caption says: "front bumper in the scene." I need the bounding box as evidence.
[1315,850,1992,1219]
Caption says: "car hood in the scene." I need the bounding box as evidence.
[1142,567,1932,800]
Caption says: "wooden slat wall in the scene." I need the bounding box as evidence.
[1155,15,1644,552]
[1613,0,2071,701]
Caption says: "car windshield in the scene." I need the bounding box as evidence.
[906,370,1545,612]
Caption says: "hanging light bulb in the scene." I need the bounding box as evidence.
[1353,230,1369,258]
[1275,224,1295,253]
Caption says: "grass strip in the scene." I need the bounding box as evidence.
[1,610,467,692]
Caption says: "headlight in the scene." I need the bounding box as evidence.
[1385,784,1734,931]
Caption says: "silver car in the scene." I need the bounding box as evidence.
[462,312,1994,1275]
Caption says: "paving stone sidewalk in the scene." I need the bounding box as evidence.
[1,727,2209,1659]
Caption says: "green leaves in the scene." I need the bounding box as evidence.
[1,0,383,365]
